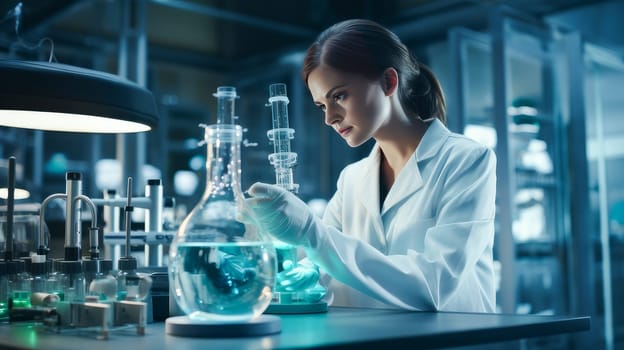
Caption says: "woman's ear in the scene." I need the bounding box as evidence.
[382,67,399,96]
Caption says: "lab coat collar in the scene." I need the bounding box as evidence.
[349,145,386,250]
[355,119,450,216]
[382,119,449,214]
[358,144,382,215]
[415,118,449,162]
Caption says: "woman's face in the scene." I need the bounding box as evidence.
[307,63,392,147]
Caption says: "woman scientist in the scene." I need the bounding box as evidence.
[245,19,497,313]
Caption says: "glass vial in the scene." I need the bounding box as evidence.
[54,260,85,302]
[116,257,152,301]
[84,259,117,302]
[8,260,31,308]
[0,263,8,318]
[29,256,50,293]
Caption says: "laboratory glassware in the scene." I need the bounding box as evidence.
[264,83,327,313]
[1,157,31,311]
[84,258,117,302]
[115,177,152,302]
[168,86,277,323]
[29,254,49,293]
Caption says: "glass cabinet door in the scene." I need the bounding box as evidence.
[450,10,570,321]
[497,15,569,317]
[583,44,624,350]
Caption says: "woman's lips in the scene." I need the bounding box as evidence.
[338,127,352,136]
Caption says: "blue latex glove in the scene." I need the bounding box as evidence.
[277,259,320,292]
[244,182,318,247]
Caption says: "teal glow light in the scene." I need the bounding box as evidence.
[0,302,7,318]
[11,291,32,308]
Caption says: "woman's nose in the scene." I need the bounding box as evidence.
[324,104,341,126]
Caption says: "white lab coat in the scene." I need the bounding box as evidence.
[305,119,497,313]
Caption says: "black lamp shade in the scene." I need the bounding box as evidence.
[0,60,159,133]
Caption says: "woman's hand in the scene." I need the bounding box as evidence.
[243,182,317,247]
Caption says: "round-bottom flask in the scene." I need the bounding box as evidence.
[169,123,276,323]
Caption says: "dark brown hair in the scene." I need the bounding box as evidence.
[302,19,446,124]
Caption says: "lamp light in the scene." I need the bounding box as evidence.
[0,158,29,200]
[0,188,29,200]
[0,59,159,133]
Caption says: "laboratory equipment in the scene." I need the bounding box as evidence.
[95,179,169,269]
[84,258,116,302]
[29,254,49,293]
[266,83,299,194]
[73,175,165,319]
[264,83,327,314]
[39,172,98,302]
[0,157,30,315]
[88,177,150,336]
[53,259,85,303]
[0,205,44,258]
[0,159,144,338]
[32,171,111,337]
[8,260,31,309]
[20,171,149,338]
[166,86,280,337]
[29,292,59,307]
[116,178,152,302]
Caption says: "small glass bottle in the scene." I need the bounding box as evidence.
[8,260,31,308]
[0,260,33,313]
[116,256,152,301]
[29,255,49,293]
[0,262,8,318]
[46,261,64,302]
[84,259,117,302]
[54,260,85,302]
[168,86,276,322]
[28,257,59,308]
[162,197,177,231]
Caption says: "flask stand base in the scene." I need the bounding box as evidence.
[165,314,281,337]
[265,301,328,314]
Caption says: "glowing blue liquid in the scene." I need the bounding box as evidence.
[170,241,276,322]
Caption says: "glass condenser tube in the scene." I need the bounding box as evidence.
[214,86,238,125]
[267,83,299,193]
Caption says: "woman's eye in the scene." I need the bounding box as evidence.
[333,93,345,102]
[317,104,326,112]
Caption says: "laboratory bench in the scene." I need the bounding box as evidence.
[0,307,590,349]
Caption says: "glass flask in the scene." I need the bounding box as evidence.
[169,88,276,323]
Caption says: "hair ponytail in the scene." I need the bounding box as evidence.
[401,61,446,125]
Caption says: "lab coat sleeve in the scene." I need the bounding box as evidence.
[305,147,496,312]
